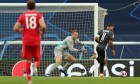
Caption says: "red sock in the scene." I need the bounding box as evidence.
[26,62,31,82]
[35,61,40,68]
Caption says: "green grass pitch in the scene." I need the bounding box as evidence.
[0,76,140,84]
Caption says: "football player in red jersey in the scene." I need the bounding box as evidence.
[14,0,46,84]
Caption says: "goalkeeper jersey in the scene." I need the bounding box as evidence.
[55,36,83,52]
[17,11,44,45]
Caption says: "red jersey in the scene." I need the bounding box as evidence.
[17,11,43,45]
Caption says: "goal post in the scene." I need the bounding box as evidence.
[0,3,103,77]
[0,3,98,6]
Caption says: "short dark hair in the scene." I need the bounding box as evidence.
[72,30,78,34]
[107,23,114,27]
[27,0,36,10]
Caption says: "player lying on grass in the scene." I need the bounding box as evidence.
[45,30,87,77]
[90,23,115,77]
[14,0,46,84]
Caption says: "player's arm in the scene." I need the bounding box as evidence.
[95,34,100,43]
[109,40,115,56]
[95,30,101,43]
[109,40,114,50]
[67,38,86,52]
[109,34,115,56]
[67,39,79,52]
[39,16,46,37]
[13,22,23,32]
[76,39,85,46]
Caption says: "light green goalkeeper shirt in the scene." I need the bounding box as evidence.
[55,36,84,52]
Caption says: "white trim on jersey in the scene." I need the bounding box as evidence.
[104,43,108,60]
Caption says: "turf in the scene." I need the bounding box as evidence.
[0,76,139,84]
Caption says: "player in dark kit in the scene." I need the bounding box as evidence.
[90,23,115,77]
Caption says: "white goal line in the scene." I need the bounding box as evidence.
[0,41,140,45]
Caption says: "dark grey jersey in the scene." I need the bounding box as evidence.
[97,29,114,50]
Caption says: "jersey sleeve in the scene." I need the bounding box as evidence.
[75,39,84,46]
[17,14,23,24]
[38,13,44,21]
[66,37,79,52]
[96,30,102,38]
[109,33,114,40]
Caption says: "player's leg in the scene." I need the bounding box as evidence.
[59,53,76,76]
[26,59,32,83]
[45,50,62,77]
[22,45,32,83]
[104,51,109,76]
[33,45,42,68]
[34,61,40,68]
[63,54,76,70]
[97,47,105,77]
[104,50,108,65]
[32,45,42,76]
[99,60,105,77]
[45,57,62,77]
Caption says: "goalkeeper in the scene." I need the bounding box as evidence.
[45,30,87,77]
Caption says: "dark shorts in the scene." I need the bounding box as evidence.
[96,46,107,62]
[22,45,42,61]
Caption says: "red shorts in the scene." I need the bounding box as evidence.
[22,45,41,61]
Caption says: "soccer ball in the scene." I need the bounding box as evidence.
[119,71,127,77]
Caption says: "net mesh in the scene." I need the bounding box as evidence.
[0,5,107,76]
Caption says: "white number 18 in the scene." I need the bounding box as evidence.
[26,16,37,29]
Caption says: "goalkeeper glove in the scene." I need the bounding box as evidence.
[82,43,85,46]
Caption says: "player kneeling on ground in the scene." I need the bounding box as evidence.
[45,30,87,77]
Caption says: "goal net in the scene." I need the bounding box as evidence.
[0,3,108,77]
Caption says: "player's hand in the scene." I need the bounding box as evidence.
[112,50,115,56]
[79,49,87,52]
[82,43,85,46]
[41,32,45,37]
[83,44,87,47]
